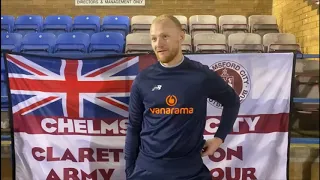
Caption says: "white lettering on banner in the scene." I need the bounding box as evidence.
[75,0,145,6]
[41,118,57,133]
[40,116,263,135]
[205,116,260,133]
[41,118,128,135]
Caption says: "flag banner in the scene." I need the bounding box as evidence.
[6,52,294,180]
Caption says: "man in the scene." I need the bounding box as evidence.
[124,14,240,180]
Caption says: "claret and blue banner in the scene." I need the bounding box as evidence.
[3,52,294,180]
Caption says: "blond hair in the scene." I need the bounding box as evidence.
[152,14,182,31]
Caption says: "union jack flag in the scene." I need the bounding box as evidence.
[6,54,139,119]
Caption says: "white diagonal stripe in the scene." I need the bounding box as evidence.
[97,57,138,78]
[79,76,136,81]
[21,97,61,115]
[84,96,129,117]
[12,95,59,114]
[7,54,62,77]
[8,74,64,80]
[82,57,138,78]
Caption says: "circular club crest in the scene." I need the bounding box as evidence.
[208,61,251,108]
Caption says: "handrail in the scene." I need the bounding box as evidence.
[290,138,320,144]
[296,53,320,59]
[1,135,10,141]
[293,98,320,103]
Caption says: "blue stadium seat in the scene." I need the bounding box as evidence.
[71,15,100,36]
[0,29,10,107]
[54,32,90,55]
[1,55,7,92]
[13,15,43,36]
[1,32,22,90]
[1,56,7,82]
[101,16,130,37]
[1,81,8,108]
[1,15,15,33]
[89,32,125,55]
[20,33,56,54]
[1,56,5,73]
[1,32,23,52]
[0,64,7,107]
[43,15,72,36]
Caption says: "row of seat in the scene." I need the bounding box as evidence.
[1,31,301,55]
[128,32,300,54]
[1,14,279,37]
[1,32,125,55]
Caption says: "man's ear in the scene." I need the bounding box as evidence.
[180,30,185,43]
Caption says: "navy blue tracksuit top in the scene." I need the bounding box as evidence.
[124,56,240,179]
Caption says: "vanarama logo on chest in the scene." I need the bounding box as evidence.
[149,95,194,114]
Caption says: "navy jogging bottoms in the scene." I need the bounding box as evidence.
[127,164,212,180]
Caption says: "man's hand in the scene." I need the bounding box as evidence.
[201,137,223,157]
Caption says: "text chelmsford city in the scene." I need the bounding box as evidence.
[41,118,127,135]
[39,116,260,135]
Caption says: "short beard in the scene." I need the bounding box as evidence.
[156,47,179,64]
